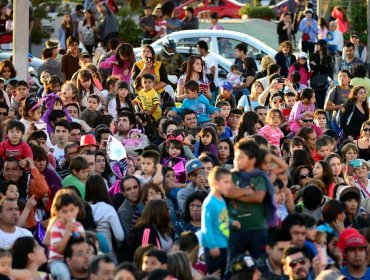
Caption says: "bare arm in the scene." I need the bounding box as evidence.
[270,154,289,175]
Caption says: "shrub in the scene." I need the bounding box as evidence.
[117,6,143,47]
[239,4,276,20]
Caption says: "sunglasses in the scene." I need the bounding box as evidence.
[273,99,283,104]
[299,173,311,179]
[301,119,314,123]
[351,36,359,39]
[289,257,307,268]
[0,112,7,116]
[363,128,370,132]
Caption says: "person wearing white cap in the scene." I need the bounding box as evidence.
[298,9,318,55]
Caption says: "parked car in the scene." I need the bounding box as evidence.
[175,0,244,19]
[134,29,277,70]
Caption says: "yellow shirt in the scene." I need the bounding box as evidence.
[134,88,162,120]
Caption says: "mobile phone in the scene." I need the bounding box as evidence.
[146,57,152,62]
[349,159,362,168]
[277,78,285,84]
[347,165,354,176]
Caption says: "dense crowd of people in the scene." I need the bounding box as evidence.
[0,0,369,280]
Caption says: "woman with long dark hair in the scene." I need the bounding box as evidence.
[99,43,136,85]
[129,199,173,252]
[234,111,259,143]
[309,40,333,109]
[78,9,98,56]
[339,86,369,141]
[85,175,124,254]
[313,160,335,197]
[58,13,74,50]
[277,12,294,44]
[132,45,170,102]
[176,55,211,101]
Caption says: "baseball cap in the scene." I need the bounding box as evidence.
[185,159,204,175]
[305,8,314,14]
[298,52,308,59]
[343,233,367,251]
[45,40,58,49]
[222,80,233,91]
[338,228,360,254]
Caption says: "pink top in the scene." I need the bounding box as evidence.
[288,65,311,86]
[289,100,315,122]
[99,55,133,84]
[258,125,284,147]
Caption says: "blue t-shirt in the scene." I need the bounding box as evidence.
[201,194,230,249]
[341,266,370,280]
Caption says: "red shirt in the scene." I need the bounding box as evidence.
[0,139,33,160]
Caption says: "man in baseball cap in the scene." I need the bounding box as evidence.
[340,232,370,279]
[215,80,236,109]
[177,159,207,213]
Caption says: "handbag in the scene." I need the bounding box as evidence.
[302,33,310,41]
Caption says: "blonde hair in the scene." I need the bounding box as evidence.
[260,55,276,72]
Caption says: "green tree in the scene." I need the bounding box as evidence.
[117,6,143,47]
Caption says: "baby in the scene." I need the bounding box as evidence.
[122,129,144,148]
[226,64,243,87]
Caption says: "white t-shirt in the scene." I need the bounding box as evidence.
[203,52,219,86]
[0,227,32,249]
[53,145,65,166]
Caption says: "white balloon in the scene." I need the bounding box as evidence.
[107,135,127,161]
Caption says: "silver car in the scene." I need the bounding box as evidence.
[134,29,277,69]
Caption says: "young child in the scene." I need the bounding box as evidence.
[215,101,231,119]
[43,75,62,97]
[61,81,79,105]
[227,64,242,87]
[194,126,218,157]
[37,70,51,98]
[215,81,236,109]
[0,180,19,200]
[171,80,220,126]
[0,120,32,162]
[258,109,285,151]
[5,79,17,102]
[102,76,119,106]
[312,137,330,161]
[11,80,29,112]
[61,156,89,200]
[108,80,134,121]
[48,190,85,280]
[281,92,297,134]
[77,69,106,109]
[162,139,187,183]
[213,116,232,139]
[289,88,317,134]
[42,94,73,134]
[202,167,240,278]
[0,249,12,279]
[288,52,311,86]
[133,74,162,121]
[135,150,163,186]
[80,94,102,128]
[314,109,328,133]
[122,129,145,149]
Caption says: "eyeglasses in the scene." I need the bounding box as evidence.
[301,119,314,123]
[299,173,311,179]
[0,112,7,116]
[289,257,307,268]
[363,128,370,132]
[273,99,283,104]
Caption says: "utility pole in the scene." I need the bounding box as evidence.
[13,0,29,81]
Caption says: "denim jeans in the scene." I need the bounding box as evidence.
[49,259,71,280]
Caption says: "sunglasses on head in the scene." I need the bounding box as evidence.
[301,119,314,123]
[289,257,307,268]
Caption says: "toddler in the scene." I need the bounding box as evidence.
[122,129,144,148]
[227,65,242,87]
[80,94,102,128]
